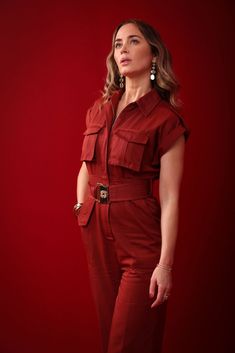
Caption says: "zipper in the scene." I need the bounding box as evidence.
[110,100,117,129]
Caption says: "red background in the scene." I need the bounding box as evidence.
[0,1,234,352]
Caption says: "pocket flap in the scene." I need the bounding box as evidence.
[83,125,104,135]
[77,196,96,226]
[115,128,149,144]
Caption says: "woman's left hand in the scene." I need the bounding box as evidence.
[149,266,173,308]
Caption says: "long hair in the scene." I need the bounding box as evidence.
[102,19,182,109]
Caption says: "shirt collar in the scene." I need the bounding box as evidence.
[110,88,162,117]
[136,88,162,116]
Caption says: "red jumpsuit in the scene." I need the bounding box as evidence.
[77,88,190,353]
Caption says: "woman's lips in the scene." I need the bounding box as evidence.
[120,59,131,65]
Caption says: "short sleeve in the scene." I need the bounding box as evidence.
[158,113,191,159]
[84,97,102,128]
[85,107,92,128]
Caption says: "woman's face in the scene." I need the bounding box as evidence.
[114,23,155,79]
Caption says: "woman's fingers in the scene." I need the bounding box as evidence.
[149,276,156,298]
[149,267,173,308]
[149,276,165,308]
[151,284,165,308]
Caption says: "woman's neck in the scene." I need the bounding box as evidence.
[122,76,152,105]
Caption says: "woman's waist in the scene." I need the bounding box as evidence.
[88,174,154,203]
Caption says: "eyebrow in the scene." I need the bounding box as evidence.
[114,34,142,42]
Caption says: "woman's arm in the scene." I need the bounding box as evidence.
[149,135,185,307]
[158,134,185,267]
[76,161,90,203]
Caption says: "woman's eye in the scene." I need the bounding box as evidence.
[115,42,122,49]
[130,39,139,44]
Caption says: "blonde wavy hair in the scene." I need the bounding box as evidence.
[102,19,182,109]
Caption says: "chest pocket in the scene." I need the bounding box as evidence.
[108,128,149,172]
[80,124,104,161]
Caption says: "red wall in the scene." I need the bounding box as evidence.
[0,1,234,352]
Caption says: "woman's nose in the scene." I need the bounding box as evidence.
[121,42,129,54]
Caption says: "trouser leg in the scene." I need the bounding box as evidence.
[80,204,122,353]
[107,269,168,353]
[106,199,168,353]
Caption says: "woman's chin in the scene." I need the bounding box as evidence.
[122,73,137,80]
[120,68,133,77]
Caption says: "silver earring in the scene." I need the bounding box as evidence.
[119,74,124,88]
[150,61,157,81]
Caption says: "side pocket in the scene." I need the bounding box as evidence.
[80,124,104,161]
[145,196,161,221]
[77,196,96,227]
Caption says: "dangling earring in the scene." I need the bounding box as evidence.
[119,74,124,88]
[150,61,157,81]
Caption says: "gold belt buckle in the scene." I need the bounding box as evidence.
[96,183,109,203]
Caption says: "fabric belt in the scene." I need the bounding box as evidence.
[88,176,153,203]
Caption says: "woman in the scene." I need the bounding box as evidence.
[74,19,190,353]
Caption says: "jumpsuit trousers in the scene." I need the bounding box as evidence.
[77,88,190,353]
[78,176,168,353]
